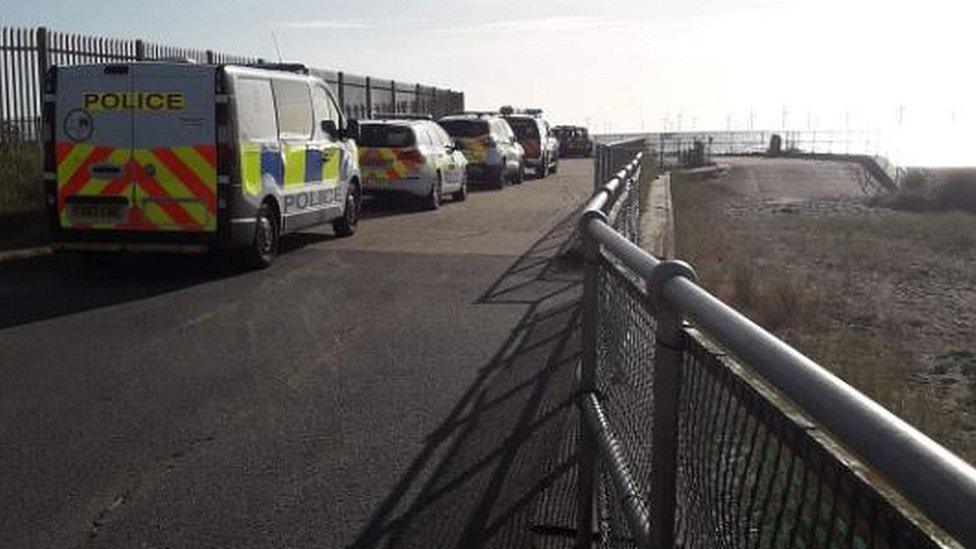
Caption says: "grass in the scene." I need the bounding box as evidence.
[0,141,43,216]
[671,174,976,464]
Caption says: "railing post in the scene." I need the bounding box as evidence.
[645,261,697,548]
[390,79,397,114]
[135,39,145,61]
[577,210,606,548]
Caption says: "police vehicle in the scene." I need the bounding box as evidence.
[43,61,361,268]
[357,115,468,210]
[500,107,559,179]
[438,112,524,189]
[553,125,593,158]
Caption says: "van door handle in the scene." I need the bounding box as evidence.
[90,164,124,178]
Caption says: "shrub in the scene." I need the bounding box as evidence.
[0,141,42,215]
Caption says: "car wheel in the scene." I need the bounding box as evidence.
[514,162,525,185]
[495,162,507,190]
[424,175,442,210]
[551,158,559,174]
[452,176,468,202]
[536,155,547,179]
[246,202,278,268]
[333,184,359,237]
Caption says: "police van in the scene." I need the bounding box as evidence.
[42,61,361,268]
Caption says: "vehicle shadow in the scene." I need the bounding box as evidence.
[349,210,583,549]
[0,230,335,331]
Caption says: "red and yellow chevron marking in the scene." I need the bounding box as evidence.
[457,136,490,163]
[358,147,426,182]
[55,141,217,232]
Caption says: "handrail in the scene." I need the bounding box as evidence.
[579,146,976,547]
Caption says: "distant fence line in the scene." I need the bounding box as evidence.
[0,26,465,143]
[596,130,886,168]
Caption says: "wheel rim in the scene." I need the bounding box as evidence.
[257,216,273,255]
[347,191,358,224]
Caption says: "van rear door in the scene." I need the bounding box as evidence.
[130,63,217,233]
[55,63,218,233]
[55,64,134,230]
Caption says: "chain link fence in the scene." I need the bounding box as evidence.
[576,139,974,548]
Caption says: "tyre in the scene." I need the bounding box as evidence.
[495,162,507,190]
[550,159,559,174]
[245,202,278,269]
[514,163,525,185]
[536,155,547,179]
[423,175,442,210]
[452,176,468,202]
[333,183,359,237]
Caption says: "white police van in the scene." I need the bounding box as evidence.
[43,61,361,267]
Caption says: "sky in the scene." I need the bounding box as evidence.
[6,0,975,164]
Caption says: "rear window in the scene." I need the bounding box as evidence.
[272,80,313,139]
[358,124,416,147]
[506,117,539,140]
[439,120,488,138]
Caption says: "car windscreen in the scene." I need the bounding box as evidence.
[439,120,488,138]
[358,124,415,147]
[505,118,539,140]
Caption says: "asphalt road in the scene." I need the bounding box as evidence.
[0,161,590,548]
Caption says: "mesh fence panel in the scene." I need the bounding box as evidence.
[674,335,946,549]
[586,144,950,548]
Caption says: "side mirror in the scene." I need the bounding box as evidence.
[321,120,339,139]
[340,120,360,141]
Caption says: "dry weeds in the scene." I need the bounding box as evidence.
[672,174,976,464]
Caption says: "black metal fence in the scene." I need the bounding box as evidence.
[576,139,976,548]
[0,26,465,144]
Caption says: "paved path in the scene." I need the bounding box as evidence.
[0,161,590,548]
[712,156,870,201]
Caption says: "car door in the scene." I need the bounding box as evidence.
[424,124,451,188]
[130,62,217,233]
[433,124,468,189]
[234,76,281,201]
[310,83,343,209]
[271,78,314,228]
[55,64,133,231]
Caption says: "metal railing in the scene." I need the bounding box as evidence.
[576,140,976,548]
[0,26,465,144]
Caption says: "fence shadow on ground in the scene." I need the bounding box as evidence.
[349,210,584,549]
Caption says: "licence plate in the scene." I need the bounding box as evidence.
[69,204,128,224]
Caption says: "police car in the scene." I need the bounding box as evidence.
[438,112,524,189]
[357,115,468,210]
[501,107,559,179]
[43,61,361,268]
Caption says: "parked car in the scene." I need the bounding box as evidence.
[553,125,593,157]
[357,115,468,210]
[501,108,559,178]
[44,61,360,268]
[438,113,524,189]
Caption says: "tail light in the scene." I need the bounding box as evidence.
[215,69,232,184]
[398,148,424,164]
[42,67,58,229]
[214,68,232,237]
